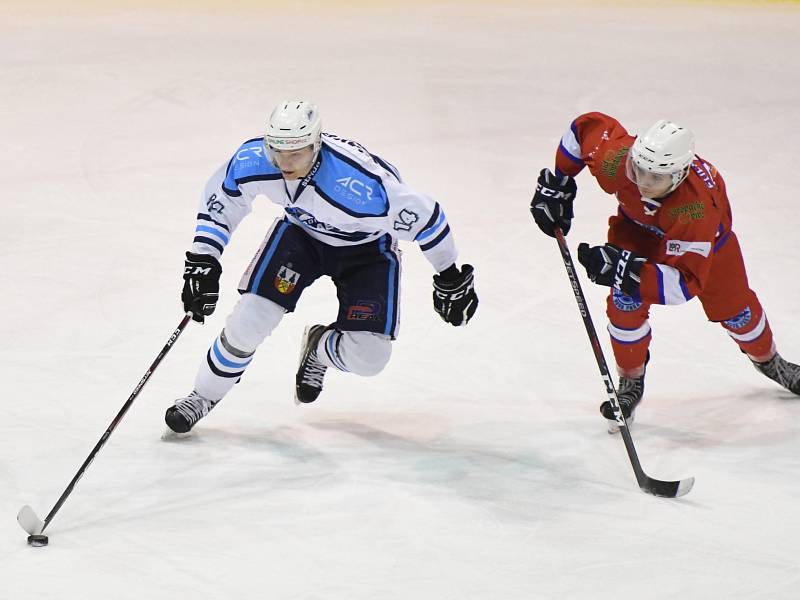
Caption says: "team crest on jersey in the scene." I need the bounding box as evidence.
[274,265,300,294]
[612,288,643,312]
[668,202,705,224]
[723,306,752,330]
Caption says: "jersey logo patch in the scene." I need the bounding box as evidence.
[274,265,300,294]
[665,240,711,258]
[601,146,629,180]
[668,202,705,224]
[347,300,381,321]
[335,176,374,205]
[393,209,419,232]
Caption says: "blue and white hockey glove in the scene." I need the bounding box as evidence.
[182,252,222,323]
[432,264,478,327]
[531,168,576,237]
[577,243,646,297]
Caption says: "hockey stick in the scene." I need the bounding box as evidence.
[17,313,194,541]
[554,228,694,498]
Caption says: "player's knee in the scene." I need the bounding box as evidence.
[224,294,285,353]
[340,331,392,376]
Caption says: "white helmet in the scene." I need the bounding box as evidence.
[264,100,322,163]
[626,119,695,195]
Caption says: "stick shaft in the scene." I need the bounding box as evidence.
[40,314,193,533]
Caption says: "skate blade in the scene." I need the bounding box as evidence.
[160,427,192,441]
[606,413,635,435]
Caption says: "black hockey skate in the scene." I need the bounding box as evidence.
[295,324,329,404]
[751,353,800,395]
[601,373,645,434]
[164,391,218,434]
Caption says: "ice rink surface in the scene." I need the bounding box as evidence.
[2,1,800,598]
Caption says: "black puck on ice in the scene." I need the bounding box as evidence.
[28,534,49,547]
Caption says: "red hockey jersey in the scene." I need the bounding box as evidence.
[554,112,734,306]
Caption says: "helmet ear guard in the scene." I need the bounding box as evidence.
[627,119,695,195]
[264,100,322,167]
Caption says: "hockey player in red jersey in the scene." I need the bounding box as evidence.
[530,112,800,432]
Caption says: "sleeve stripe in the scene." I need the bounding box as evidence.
[558,141,585,166]
[415,204,441,240]
[559,123,584,165]
[195,225,230,244]
[193,236,225,253]
[416,211,446,242]
[197,213,230,231]
[420,224,451,251]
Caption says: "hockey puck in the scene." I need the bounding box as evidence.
[28,534,49,547]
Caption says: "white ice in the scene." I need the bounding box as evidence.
[2,1,800,598]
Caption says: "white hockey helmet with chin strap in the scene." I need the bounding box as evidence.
[626,119,696,195]
[264,100,322,165]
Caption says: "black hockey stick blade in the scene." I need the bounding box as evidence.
[17,505,45,535]
[640,475,694,498]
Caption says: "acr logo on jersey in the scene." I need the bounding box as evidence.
[665,240,711,258]
[393,209,419,232]
[335,176,374,204]
[236,145,265,161]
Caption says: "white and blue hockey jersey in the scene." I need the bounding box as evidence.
[191,133,458,272]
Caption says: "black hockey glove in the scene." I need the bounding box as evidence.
[182,252,222,323]
[530,168,577,237]
[432,264,478,327]
[577,243,646,297]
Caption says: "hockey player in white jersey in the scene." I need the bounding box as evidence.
[165,100,478,434]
